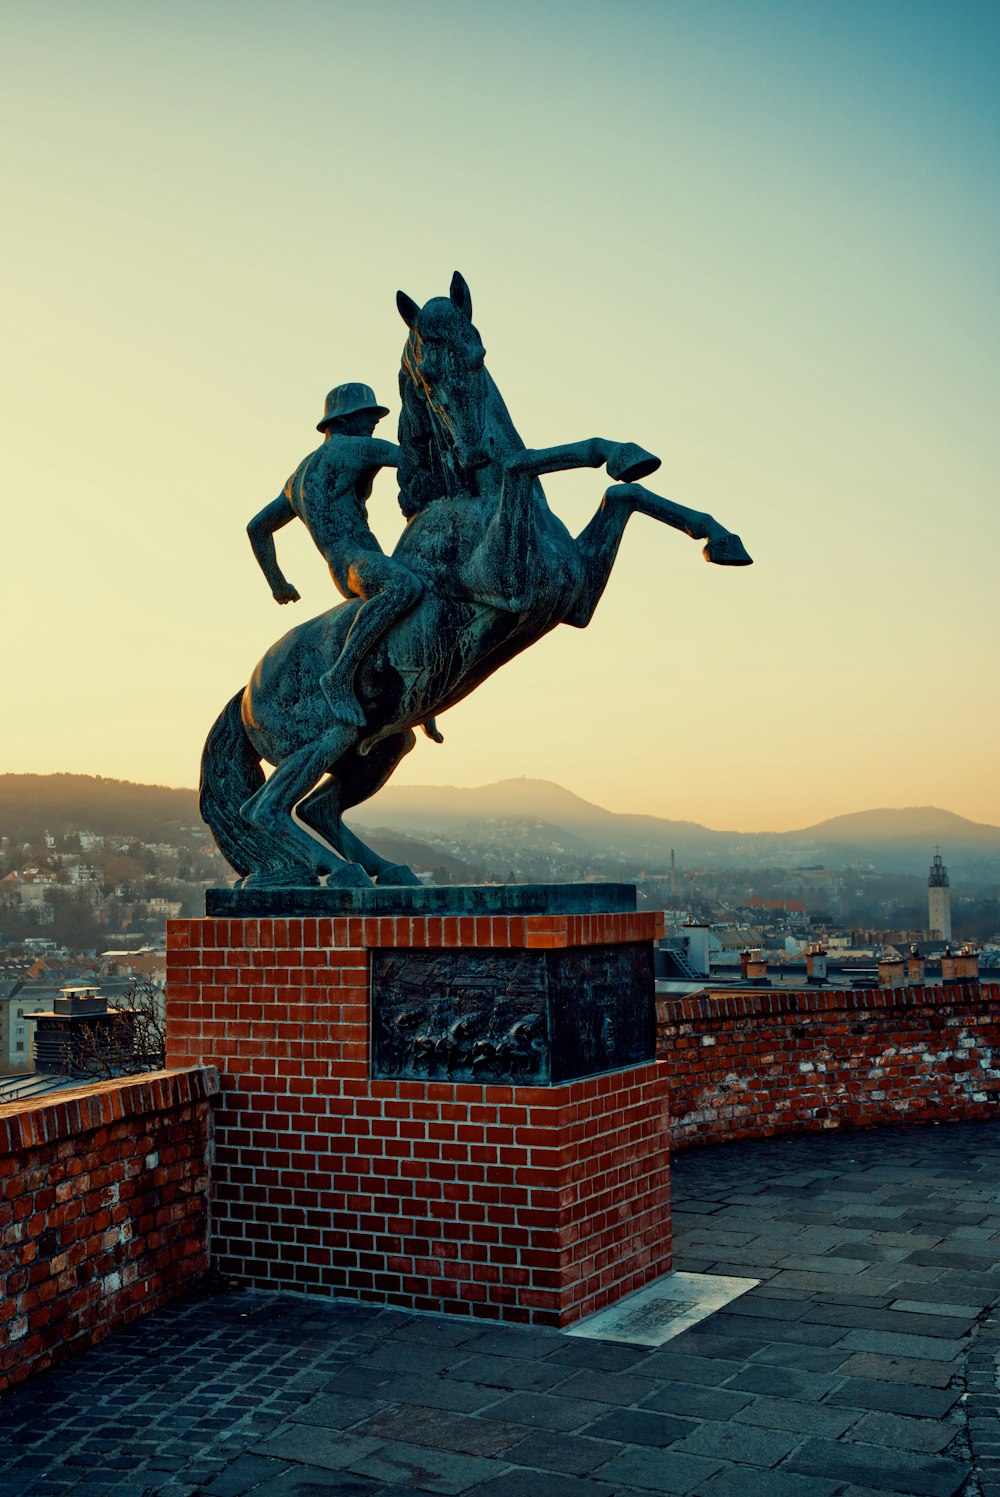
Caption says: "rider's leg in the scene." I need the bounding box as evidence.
[564,483,751,629]
[320,554,423,726]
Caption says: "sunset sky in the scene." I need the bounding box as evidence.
[4,0,998,832]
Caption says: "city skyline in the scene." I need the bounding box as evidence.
[4,1,998,832]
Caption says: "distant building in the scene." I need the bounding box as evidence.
[927,850,952,943]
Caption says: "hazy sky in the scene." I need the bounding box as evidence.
[4,0,998,831]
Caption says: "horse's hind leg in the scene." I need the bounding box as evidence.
[239,727,374,888]
[564,482,752,629]
[298,731,423,887]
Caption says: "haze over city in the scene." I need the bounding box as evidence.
[4,0,998,832]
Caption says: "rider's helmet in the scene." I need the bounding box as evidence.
[317,383,390,432]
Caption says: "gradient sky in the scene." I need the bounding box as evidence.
[4,0,998,831]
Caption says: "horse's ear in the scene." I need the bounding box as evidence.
[450,271,473,320]
[396,290,420,327]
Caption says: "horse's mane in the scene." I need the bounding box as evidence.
[397,330,449,518]
[396,317,528,518]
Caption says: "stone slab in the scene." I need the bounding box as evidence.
[206,881,637,917]
[565,1272,760,1348]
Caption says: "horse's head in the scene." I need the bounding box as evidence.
[396,272,490,511]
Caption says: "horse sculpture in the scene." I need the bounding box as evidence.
[199,272,751,888]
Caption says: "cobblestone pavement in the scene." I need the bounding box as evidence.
[2,1119,999,1497]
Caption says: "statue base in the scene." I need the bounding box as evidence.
[205,881,638,917]
[166,892,670,1325]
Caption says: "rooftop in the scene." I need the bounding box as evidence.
[3,1118,999,1497]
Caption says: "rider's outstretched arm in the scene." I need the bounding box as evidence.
[248,496,301,603]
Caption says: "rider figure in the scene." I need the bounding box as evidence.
[247,382,441,739]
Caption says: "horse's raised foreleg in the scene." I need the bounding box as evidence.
[238,726,375,888]
[508,439,660,484]
[564,481,752,628]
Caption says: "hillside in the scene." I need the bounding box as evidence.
[0,775,200,845]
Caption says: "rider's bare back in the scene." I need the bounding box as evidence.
[247,382,442,740]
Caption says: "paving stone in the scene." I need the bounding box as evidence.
[845,1410,961,1454]
[353,1404,529,1457]
[748,1343,852,1373]
[468,1470,616,1496]
[727,1364,844,1400]
[587,1446,723,1494]
[667,1418,800,1465]
[503,1430,623,1476]
[890,1300,983,1319]
[448,1354,571,1391]
[580,1408,696,1447]
[733,1394,863,1437]
[628,1352,745,1386]
[696,1466,841,1497]
[250,1429,384,1472]
[357,1342,468,1375]
[252,1469,386,1496]
[285,1393,388,1428]
[802,1306,977,1338]
[784,1436,967,1496]
[547,1369,656,1406]
[703,1315,846,1346]
[544,1339,651,1372]
[836,1330,968,1361]
[348,1437,501,1494]
[836,1353,958,1387]
[354,1372,498,1413]
[778,1254,875,1275]
[639,1383,752,1420]
[904,1248,1000,1271]
[462,1327,562,1360]
[484,1393,613,1431]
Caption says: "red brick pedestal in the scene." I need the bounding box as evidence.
[165,909,671,1326]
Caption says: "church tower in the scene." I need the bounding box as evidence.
[927,849,952,943]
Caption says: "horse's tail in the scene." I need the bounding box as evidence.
[198,689,281,878]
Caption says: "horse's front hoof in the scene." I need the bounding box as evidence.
[607,442,661,483]
[375,863,423,887]
[703,532,753,566]
[241,867,321,890]
[324,862,376,890]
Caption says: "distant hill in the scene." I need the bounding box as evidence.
[351,777,1000,873]
[791,807,1000,847]
[0,774,200,846]
[3,773,999,877]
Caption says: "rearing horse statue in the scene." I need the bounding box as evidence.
[199,273,751,888]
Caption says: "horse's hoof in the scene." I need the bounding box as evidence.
[374,863,423,888]
[241,867,321,890]
[703,532,753,566]
[324,862,376,890]
[606,442,661,483]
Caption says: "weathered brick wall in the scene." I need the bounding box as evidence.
[166,914,670,1326]
[0,1067,220,1391]
[658,982,1000,1146]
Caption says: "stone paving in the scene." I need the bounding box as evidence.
[1,1118,999,1497]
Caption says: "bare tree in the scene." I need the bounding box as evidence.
[73,981,166,1079]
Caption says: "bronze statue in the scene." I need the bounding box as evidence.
[200,273,752,888]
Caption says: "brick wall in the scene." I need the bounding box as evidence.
[0,1067,219,1391]
[658,982,1000,1146]
[166,913,670,1326]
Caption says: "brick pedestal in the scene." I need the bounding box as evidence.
[165,907,671,1326]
